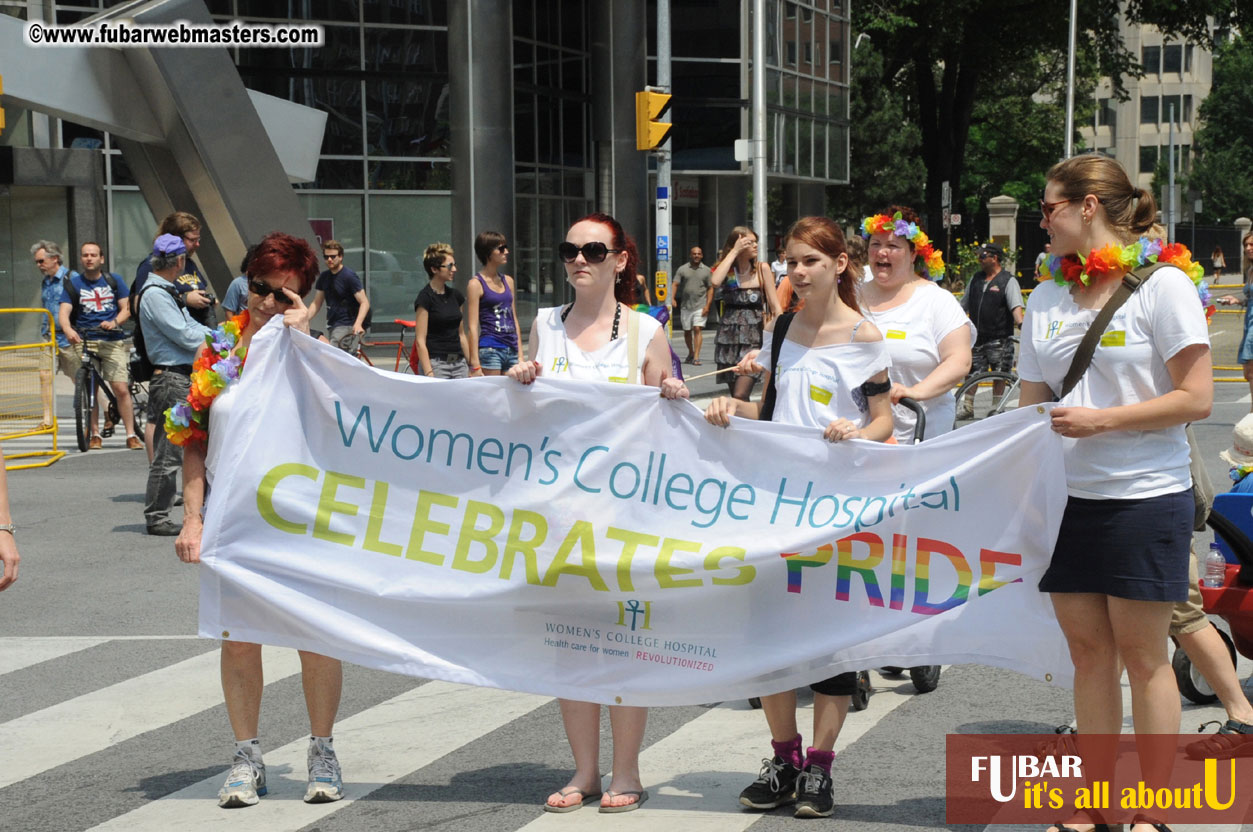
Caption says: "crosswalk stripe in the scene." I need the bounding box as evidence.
[0,636,110,675]
[0,645,303,789]
[84,680,551,831]
[517,670,918,829]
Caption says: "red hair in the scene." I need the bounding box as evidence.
[246,232,319,296]
[785,216,857,312]
[574,212,639,305]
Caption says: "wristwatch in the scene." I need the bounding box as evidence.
[0,523,14,536]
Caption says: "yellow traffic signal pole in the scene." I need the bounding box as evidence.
[639,0,673,334]
[0,74,6,135]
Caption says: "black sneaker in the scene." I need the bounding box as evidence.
[793,763,834,818]
[738,756,800,809]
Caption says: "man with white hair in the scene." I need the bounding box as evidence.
[32,239,76,429]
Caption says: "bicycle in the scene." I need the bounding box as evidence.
[354,319,416,373]
[952,370,1020,427]
[72,329,146,452]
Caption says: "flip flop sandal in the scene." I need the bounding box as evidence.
[599,789,648,813]
[543,785,602,813]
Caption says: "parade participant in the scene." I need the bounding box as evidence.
[701,216,893,818]
[710,226,782,400]
[860,207,972,441]
[167,232,347,810]
[1019,154,1211,832]
[508,212,687,814]
[307,240,370,355]
[1214,231,1253,408]
[466,231,522,375]
[411,243,471,378]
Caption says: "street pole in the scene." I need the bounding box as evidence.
[1064,0,1077,158]
[656,0,672,317]
[752,0,767,250]
[1168,102,1176,245]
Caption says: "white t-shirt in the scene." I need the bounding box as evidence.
[533,306,661,384]
[762,327,892,430]
[866,282,973,443]
[1017,266,1210,499]
[206,375,242,488]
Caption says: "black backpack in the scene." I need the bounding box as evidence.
[130,283,184,382]
[62,273,121,327]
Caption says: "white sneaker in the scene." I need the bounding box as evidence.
[304,738,344,803]
[218,748,266,808]
[955,400,974,420]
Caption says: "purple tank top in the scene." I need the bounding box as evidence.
[476,274,517,349]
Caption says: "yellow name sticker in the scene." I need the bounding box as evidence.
[886,329,907,340]
[608,376,628,384]
[1099,330,1126,347]
[809,385,833,405]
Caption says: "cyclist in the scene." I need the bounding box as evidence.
[58,241,142,450]
[307,240,370,355]
[958,243,1023,418]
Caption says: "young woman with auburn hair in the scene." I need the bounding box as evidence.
[691,216,893,818]
[1020,154,1212,832]
[508,212,687,814]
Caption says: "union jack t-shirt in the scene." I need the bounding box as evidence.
[59,273,130,341]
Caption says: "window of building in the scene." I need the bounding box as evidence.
[786,40,797,66]
[786,1,797,18]
[1140,95,1159,124]
[1161,94,1181,123]
[1141,45,1161,75]
[1163,44,1182,74]
[1139,145,1157,174]
[829,39,842,64]
[804,41,813,65]
[1184,44,1194,73]
[1097,98,1115,129]
[1183,94,1193,122]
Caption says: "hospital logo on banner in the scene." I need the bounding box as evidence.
[616,599,652,631]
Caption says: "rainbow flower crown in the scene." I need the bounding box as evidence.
[860,212,945,280]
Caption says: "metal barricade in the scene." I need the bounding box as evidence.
[0,309,66,469]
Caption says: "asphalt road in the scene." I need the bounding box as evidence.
[1,338,1250,832]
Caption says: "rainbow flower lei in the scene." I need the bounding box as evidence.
[860,212,946,281]
[1039,237,1205,289]
[1231,463,1253,484]
[164,311,249,446]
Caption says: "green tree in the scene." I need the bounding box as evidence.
[1190,35,1253,221]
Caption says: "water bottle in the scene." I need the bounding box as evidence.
[1203,543,1228,588]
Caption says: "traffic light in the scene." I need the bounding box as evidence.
[635,90,672,151]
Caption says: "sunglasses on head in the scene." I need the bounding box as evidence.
[249,279,295,305]
[558,241,621,264]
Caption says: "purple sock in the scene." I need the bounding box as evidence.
[771,734,803,768]
[805,747,834,773]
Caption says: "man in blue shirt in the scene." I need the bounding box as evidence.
[131,211,217,328]
[58,242,142,451]
[32,240,76,430]
[307,240,369,354]
[138,235,212,535]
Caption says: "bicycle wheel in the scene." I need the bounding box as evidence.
[953,371,1019,428]
[130,380,148,434]
[73,367,93,452]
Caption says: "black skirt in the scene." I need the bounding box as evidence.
[1039,489,1193,602]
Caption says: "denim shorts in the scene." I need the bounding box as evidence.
[478,346,518,372]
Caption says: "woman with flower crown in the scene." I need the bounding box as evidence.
[859,205,972,442]
[1019,154,1212,832]
[166,232,349,811]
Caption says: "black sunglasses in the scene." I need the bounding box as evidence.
[558,241,621,264]
[249,279,296,305]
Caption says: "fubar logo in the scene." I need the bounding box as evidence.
[616,600,652,631]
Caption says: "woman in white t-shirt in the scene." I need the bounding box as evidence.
[508,212,685,814]
[1019,155,1211,832]
[859,205,972,442]
[694,216,892,819]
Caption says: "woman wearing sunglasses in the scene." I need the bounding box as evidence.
[411,243,470,378]
[508,212,687,814]
[1020,155,1211,832]
[466,230,522,376]
[710,226,783,401]
[167,232,351,811]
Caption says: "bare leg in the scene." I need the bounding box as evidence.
[693,326,703,361]
[1052,593,1122,734]
[297,651,342,736]
[602,705,647,807]
[221,641,264,740]
[111,381,137,438]
[1175,625,1253,724]
[683,328,694,358]
[810,693,850,751]
[759,690,800,742]
[547,699,602,808]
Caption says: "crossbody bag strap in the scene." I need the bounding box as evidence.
[757,311,795,421]
[1057,261,1172,400]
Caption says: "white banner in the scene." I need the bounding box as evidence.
[200,321,1073,706]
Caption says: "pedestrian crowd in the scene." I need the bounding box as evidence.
[8,153,1251,831]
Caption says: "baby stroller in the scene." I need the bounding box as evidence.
[1173,493,1253,703]
[749,398,940,712]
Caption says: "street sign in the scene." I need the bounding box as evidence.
[941,180,951,211]
[950,212,962,226]
[656,235,669,260]
[654,271,669,303]
[942,209,951,228]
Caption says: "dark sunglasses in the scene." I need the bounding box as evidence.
[249,279,296,305]
[496,244,509,252]
[558,241,621,264]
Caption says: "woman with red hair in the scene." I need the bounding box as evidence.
[168,232,349,811]
[509,212,687,813]
[699,216,893,819]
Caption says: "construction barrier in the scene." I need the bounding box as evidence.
[0,309,65,469]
